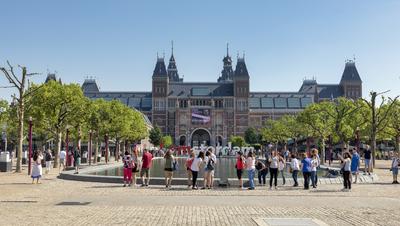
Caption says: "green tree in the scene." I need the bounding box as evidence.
[244,127,259,145]
[162,135,173,148]
[230,135,246,147]
[297,102,335,162]
[29,81,87,168]
[149,127,162,147]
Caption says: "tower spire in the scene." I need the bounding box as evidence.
[226,42,229,57]
[171,40,174,55]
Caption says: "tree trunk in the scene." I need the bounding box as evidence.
[53,131,62,168]
[116,139,120,162]
[320,138,326,164]
[16,99,24,173]
[94,137,99,164]
[396,134,400,153]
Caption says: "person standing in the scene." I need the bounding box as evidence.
[190,151,205,190]
[255,159,268,186]
[31,151,43,184]
[164,150,175,188]
[45,149,52,174]
[339,152,352,191]
[185,152,195,188]
[140,149,153,187]
[311,152,318,189]
[300,153,312,190]
[131,148,140,186]
[59,148,66,172]
[351,148,361,183]
[278,154,286,185]
[246,151,256,190]
[290,154,300,187]
[209,149,217,189]
[74,148,81,174]
[390,152,399,184]
[269,150,279,190]
[122,151,133,187]
[236,151,245,189]
[364,148,372,175]
[203,151,215,189]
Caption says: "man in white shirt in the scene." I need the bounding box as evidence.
[59,149,66,172]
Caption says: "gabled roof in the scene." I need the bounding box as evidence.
[340,61,362,83]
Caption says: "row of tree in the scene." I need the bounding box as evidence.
[258,96,399,166]
[1,68,148,172]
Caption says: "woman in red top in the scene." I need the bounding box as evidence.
[236,151,245,189]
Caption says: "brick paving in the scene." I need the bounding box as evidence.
[1,160,399,226]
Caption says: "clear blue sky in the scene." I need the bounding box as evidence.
[1,0,399,100]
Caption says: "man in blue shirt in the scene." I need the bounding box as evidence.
[301,153,312,190]
[351,148,361,183]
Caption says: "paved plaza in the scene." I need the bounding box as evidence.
[1,161,400,226]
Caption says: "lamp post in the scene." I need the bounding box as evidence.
[28,117,33,175]
[356,127,360,152]
[89,130,92,166]
[65,128,70,167]
[105,134,109,164]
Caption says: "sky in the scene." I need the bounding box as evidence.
[1,0,399,101]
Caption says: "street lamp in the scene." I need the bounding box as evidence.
[28,117,33,175]
[105,133,109,164]
[65,126,71,167]
[356,127,360,152]
[89,130,92,166]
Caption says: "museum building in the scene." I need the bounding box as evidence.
[80,47,362,147]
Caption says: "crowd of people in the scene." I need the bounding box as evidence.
[30,144,400,190]
[118,146,400,192]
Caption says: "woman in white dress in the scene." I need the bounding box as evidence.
[31,151,43,184]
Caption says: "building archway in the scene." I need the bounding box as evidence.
[179,135,186,146]
[191,128,211,147]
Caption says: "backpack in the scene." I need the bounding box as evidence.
[206,158,215,171]
[172,159,178,171]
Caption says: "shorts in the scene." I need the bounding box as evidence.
[165,171,173,178]
[392,168,399,175]
[140,168,150,177]
[60,159,65,166]
[204,169,215,177]
[132,166,139,173]
[236,169,243,179]
[365,159,371,167]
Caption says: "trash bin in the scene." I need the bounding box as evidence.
[0,151,12,172]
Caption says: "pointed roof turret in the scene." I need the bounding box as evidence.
[340,60,362,83]
[45,73,57,83]
[152,55,167,78]
[167,41,181,82]
[234,54,249,78]
[82,78,99,93]
[218,43,234,82]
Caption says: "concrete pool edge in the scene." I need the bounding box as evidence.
[58,163,379,186]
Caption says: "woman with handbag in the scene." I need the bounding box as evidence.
[164,150,175,189]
